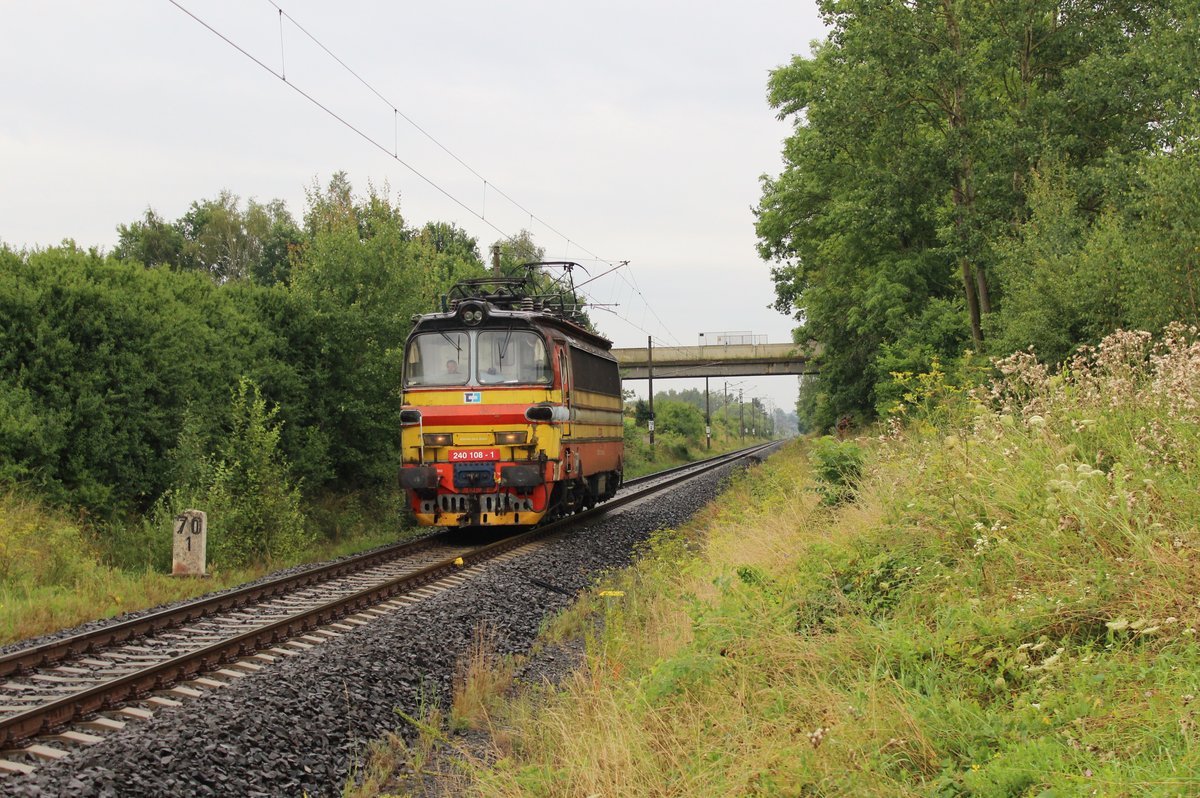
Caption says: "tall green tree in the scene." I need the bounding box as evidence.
[290,175,486,488]
[492,229,544,276]
[163,378,311,567]
[114,208,185,268]
[115,192,302,285]
[758,0,1196,429]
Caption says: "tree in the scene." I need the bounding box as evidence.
[164,379,311,567]
[176,191,256,281]
[244,198,303,286]
[633,399,652,427]
[114,193,302,285]
[289,178,416,488]
[656,401,704,440]
[114,208,184,268]
[290,175,486,489]
[0,243,291,511]
[418,221,481,262]
[758,0,1196,429]
[492,229,544,276]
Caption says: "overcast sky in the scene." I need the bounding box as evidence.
[0,1,825,412]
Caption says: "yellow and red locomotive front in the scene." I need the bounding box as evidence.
[398,279,623,527]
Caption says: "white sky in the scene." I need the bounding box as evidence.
[0,1,825,412]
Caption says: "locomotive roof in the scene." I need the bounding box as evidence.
[410,306,614,354]
[412,264,615,354]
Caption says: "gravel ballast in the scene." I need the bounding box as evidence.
[1,460,751,797]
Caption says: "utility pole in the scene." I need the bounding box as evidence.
[739,389,745,444]
[647,336,655,457]
[704,376,711,450]
[723,381,729,438]
[490,244,501,276]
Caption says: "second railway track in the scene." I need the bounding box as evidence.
[0,443,774,771]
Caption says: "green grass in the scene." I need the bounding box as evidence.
[622,420,772,479]
[406,327,1200,797]
[0,488,412,646]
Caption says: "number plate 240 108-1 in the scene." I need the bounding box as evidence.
[449,449,499,462]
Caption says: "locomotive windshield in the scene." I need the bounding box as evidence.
[478,330,550,385]
[404,331,469,386]
[404,328,551,387]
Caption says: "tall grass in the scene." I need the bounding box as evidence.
[1,379,414,644]
[622,418,770,479]
[0,490,187,643]
[0,488,404,645]
[454,326,1200,797]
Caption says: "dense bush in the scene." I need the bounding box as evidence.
[0,176,489,524]
[808,435,864,506]
[0,244,290,510]
[157,379,311,568]
[653,401,705,440]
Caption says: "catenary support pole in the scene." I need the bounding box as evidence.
[740,389,745,444]
[704,376,711,450]
[647,336,655,456]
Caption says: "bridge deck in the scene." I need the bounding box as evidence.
[611,342,817,379]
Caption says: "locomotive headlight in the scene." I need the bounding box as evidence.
[423,433,453,446]
[495,431,528,445]
[460,302,486,326]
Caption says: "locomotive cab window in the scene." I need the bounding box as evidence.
[568,346,621,396]
[404,332,469,386]
[478,330,550,385]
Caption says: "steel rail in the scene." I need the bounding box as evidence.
[0,442,759,680]
[0,533,454,680]
[0,441,776,747]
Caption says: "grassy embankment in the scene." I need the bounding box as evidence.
[0,495,405,646]
[360,327,1200,796]
[622,419,770,480]
[0,433,750,647]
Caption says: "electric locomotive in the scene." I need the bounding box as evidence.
[398,265,624,527]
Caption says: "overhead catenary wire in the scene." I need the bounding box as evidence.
[276,8,286,79]
[168,0,514,243]
[170,0,685,348]
[261,0,595,260]
[588,305,673,349]
[259,1,686,348]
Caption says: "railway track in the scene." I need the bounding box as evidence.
[0,442,775,773]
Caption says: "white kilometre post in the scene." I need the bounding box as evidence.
[172,509,207,576]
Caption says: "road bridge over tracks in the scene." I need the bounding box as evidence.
[612,342,819,380]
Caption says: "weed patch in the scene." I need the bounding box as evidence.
[809,434,865,505]
[428,327,1200,797]
[0,486,404,645]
